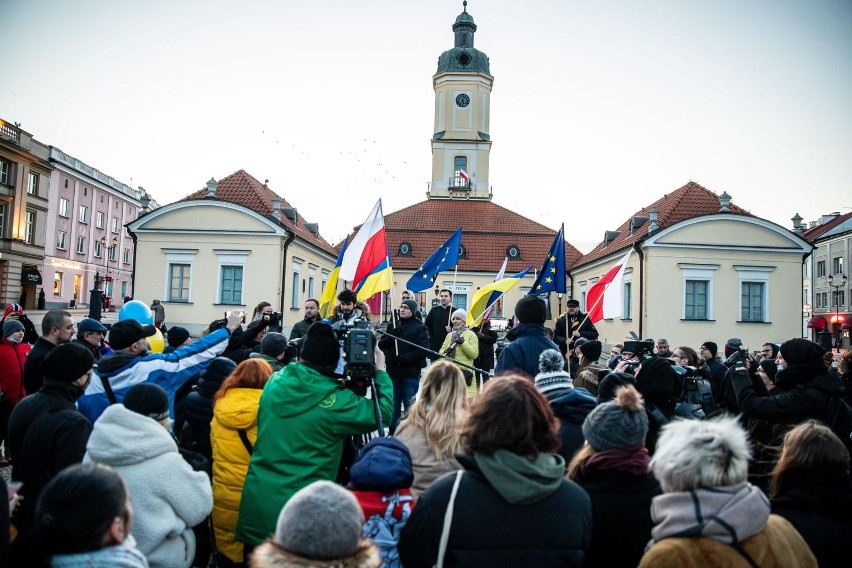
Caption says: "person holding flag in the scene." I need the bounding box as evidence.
[554,299,599,357]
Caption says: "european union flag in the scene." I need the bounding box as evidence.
[528,224,566,295]
[406,227,463,293]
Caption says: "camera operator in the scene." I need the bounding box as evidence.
[327,289,372,374]
[378,299,429,433]
[236,321,393,549]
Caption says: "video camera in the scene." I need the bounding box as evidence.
[331,317,376,392]
[723,345,751,368]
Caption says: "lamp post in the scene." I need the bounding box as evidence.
[827,272,848,351]
[100,236,118,309]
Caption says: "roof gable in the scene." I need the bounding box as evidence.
[803,211,852,242]
[574,181,754,267]
[181,170,337,256]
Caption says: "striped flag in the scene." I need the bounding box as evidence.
[318,236,349,318]
[339,200,394,301]
[467,266,534,327]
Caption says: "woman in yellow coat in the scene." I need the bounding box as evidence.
[210,358,273,565]
[440,309,479,394]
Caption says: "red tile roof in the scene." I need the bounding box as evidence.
[574,181,755,268]
[349,199,583,273]
[181,170,337,256]
[802,211,852,242]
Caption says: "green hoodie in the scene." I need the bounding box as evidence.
[235,362,392,545]
[475,449,567,505]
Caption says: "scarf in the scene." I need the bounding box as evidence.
[584,444,650,477]
[649,481,769,548]
[475,449,566,505]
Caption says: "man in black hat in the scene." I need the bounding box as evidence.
[7,342,96,562]
[164,326,191,354]
[236,321,393,548]
[77,310,245,424]
[74,317,109,360]
[553,299,598,356]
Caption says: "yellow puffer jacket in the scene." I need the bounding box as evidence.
[211,388,263,563]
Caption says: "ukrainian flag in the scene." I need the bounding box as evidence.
[318,236,348,318]
[354,251,394,301]
[467,266,534,327]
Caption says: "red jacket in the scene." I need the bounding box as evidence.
[0,337,29,404]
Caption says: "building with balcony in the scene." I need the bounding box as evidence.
[0,118,52,308]
[43,147,147,309]
[801,211,852,351]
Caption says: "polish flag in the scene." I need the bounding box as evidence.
[458,169,470,182]
[586,248,633,323]
[339,200,388,289]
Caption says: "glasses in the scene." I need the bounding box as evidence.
[672,352,686,359]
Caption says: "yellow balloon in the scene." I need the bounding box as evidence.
[148,328,165,353]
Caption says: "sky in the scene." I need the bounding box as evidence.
[2,0,851,253]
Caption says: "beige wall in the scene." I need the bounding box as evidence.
[130,201,336,334]
[571,215,811,351]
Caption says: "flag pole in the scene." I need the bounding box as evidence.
[386,253,399,356]
[448,264,458,329]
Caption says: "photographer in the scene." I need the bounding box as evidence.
[235,321,393,549]
[251,301,282,333]
[378,299,430,433]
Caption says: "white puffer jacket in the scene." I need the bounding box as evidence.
[84,404,213,568]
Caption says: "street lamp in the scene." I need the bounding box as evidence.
[827,272,848,351]
[100,236,119,307]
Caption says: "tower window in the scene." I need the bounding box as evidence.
[398,242,412,257]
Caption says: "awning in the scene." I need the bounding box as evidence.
[830,314,847,325]
[807,316,827,329]
[20,268,42,285]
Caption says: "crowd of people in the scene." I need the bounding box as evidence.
[1,292,850,567]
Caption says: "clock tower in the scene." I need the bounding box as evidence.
[429,1,493,200]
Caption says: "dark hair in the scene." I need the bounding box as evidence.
[305,298,319,308]
[35,463,128,555]
[252,301,272,319]
[337,289,357,304]
[41,309,71,335]
[440,288,453,298]
[462,375,560,457]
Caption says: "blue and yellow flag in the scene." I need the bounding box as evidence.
[354,248,394,301]
[406,228,463,293]
[318,236,348,318]
[528,224,566,295]
[467,266,534,326]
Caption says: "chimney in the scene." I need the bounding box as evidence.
[791,213,804,235]
[206,178,218,199]
[138,188,150,217]
[648,208,659,233]
[719,191,732,212]
[271,199,281,221]
[809,221,818,229]
[821,212,839,225]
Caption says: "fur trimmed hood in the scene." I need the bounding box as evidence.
[250,539,380,568]
[332,301,372,319]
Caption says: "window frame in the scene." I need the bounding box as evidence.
[735,266,773,323]
[27,172,38,196]
[832,257,844,276]
[163,249,197,303]
[219,265,244,305]
[24,210,35,244]
[59,198,69,217]
[96,211,105,229]
[76,236,86,254]
[680,264,719,321]
[112,217,120,233]
[168,264,191,303]
[0,159,10,185]
[214,250,249,305]
[57,230,67,250]
[79,205,89,224]
[291,259,303,309]
[817,260,826,277]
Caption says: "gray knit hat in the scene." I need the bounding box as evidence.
[451,308,467,322]
[582,384,648,451]
[3,319,24,338]
[535,349,572,395]
[274,480,365,560]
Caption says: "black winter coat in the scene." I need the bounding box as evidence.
[378,316,429,377]
[547,387,598,462]
[553,314,598,355]
[181,374,228,459]
[424,304,454,354]
[399,454,591,568]
[771,470,852,568]
[574,465,661,568]
[471,322,497,372]
[7,380,91,542]
[22,337,56,395]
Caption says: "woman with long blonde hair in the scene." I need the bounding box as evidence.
[769,420,852,567]
[210,358,273,566]
[395,360,468,498]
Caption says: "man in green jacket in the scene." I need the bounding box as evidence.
[235,321,393,547]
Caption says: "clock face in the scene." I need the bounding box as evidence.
[455,93,470,108]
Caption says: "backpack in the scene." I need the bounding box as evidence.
[361,491,414,568]
[674,376,715,419]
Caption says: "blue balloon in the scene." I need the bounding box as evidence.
[119,300,154,325]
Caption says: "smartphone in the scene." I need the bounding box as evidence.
[7,481,22,499]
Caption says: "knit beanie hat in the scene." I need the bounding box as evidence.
[451,309,467,322]
[701,341,718,358]
[123,383,170,421]
[579,340,602,363]
[274,480,365,560]
[3,319,24,338]
[535,349,571,395]
[3,303,24,319]
[349,437,414,491]
[300,322,340,368]
[779,338,825,366]
[597,372,637,402]
[724,337,743,358]
[41,343,95,383]
[166,326,190,348]
[261,332,289,358]
[401,299,418,315]
[514,295,546,324]
[582,384,648,451]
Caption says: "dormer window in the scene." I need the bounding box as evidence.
[398,242,412,257]
[507,245,520,260]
